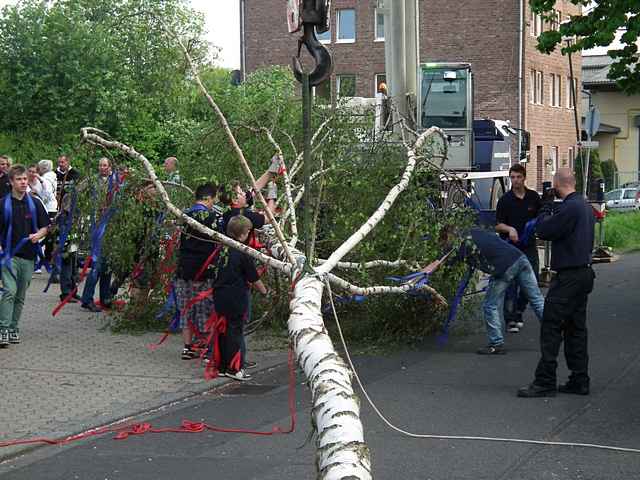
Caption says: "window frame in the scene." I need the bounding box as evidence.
[374,73,386,96]
[374,8,385,42]
[336,8,356,44]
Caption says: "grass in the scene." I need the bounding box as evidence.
[603,210,640,252]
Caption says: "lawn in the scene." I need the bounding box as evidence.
[602,210,640,252]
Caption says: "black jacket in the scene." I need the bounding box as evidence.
[536,192,595,271]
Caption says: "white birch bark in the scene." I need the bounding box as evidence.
[289,274,371,480]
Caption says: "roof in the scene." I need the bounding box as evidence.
[582,55,616,87]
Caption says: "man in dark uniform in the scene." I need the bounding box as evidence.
[518,168,596,397]
[495,163,541,333]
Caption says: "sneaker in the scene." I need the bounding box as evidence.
[8,330,20,344]
[181,347,198,360]
[476,344,507,355]
[507,322,520,333]
[226,369,252,381]
[0,329,9,347]
[34,268,42,274]
[81,302,102,313]
[515,321,524,329]
[244,360,257,369]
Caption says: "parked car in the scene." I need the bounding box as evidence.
[604,188,640,212]
[621,181,640,188]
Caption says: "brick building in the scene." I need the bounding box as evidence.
[243,0,582,190]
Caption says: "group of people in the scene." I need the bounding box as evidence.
[0,148,598,393]
[424,163,596,397]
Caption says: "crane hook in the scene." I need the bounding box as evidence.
[292,23,333,87]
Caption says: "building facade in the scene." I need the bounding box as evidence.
[582,55,640,187]
[243,0,581,190]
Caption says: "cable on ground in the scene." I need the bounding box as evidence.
[323,277,640,455]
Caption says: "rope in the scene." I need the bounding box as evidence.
[0,347,297,448]
[323,277,640,455]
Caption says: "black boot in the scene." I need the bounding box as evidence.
[517,383,556,398]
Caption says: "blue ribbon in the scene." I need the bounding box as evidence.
[156,283,181,331]
[437,266,474,346]
[515,218,538,249]
[44,190,78,293]
[322,294,367,313]
[386,271,432,297]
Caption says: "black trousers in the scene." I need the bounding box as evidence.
[219,312,245,373]
[534,267,595,388]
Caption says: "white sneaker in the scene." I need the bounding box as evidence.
[226,369,252,381]
[34,268,42,274]
[515,321,524,329]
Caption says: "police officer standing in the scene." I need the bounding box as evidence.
[518,168,596,397]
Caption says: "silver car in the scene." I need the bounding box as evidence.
[605,188,640,212]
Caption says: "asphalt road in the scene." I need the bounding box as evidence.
[1,254,639,480]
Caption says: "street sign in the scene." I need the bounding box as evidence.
[581,140,600,149]
[584,107,601,138]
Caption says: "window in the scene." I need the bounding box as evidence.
[316,26,330,44]
[623,189,638,199]
[550,9,561,31]
[550,73,561,107]
[531,9,543,37]
[337,74,356,97]
[314,79,331,103]
[337,9,356,43]
[375,8,385,41]
[568,147,575,169]
[550,146,559,174]
[374,73,386,95]
[566,76,577,108]
[531,70,544,104]
[605,190,621,201]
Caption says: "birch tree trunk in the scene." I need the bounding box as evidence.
[289,274,371,480]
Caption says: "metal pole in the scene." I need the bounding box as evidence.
[302,73,313,266]
[567,48,580,145]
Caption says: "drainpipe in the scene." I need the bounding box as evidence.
[239,0,246,80]
[518,0,524,164]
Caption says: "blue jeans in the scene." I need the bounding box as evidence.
[81,256,112,306]
[483,256,544,346]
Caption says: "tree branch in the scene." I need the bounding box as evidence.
[317,126,447,274]
[80,128,291,276]
[166,29,297,266]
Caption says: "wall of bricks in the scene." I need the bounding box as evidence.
[244,0,582,192]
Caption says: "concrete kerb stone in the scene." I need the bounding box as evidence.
[0,275,289,462]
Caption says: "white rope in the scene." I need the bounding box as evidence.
[323,277,640,455]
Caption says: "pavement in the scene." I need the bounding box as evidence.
[0,274,287,461]
[1,254,640,479]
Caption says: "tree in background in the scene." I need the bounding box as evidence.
[0,0,209,160]
[531,0,640,94]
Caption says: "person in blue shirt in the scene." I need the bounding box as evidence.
[424,225,544,355]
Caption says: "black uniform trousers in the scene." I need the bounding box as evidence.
[534,266,595,388]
